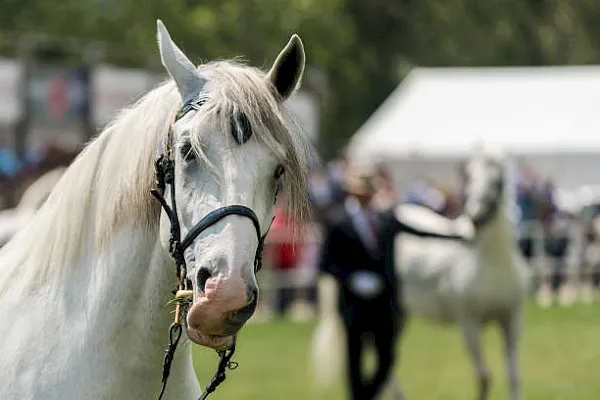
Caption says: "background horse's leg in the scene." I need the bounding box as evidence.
[460,318,490,400]
[499,311,522,400]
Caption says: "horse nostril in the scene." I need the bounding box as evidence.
[247,286,258,304]
[196,268,211,292]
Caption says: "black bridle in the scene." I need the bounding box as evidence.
[151,96,271,400]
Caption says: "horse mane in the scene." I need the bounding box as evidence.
[0,60,311,289]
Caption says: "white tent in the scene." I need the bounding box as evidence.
[349,66,600,159]
[347,66,600,192]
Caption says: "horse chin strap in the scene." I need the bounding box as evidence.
[151,98,273,400]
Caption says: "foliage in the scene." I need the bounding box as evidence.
[3,1,600,157]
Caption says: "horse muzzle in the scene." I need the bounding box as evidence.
[185,273,258,349]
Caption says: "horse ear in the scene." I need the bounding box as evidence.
[156,20,206,105]
[266,34,305,101]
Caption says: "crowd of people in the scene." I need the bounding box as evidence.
[0,142,79,210]
[261,150,599,318]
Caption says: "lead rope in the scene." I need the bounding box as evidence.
[156,266,186,400]
[198,341,239,400]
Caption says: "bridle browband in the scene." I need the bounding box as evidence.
[151,95,272,400]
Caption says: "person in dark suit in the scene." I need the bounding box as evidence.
[319,164,471,400]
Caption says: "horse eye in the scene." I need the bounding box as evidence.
[274,165,285,180]
[180,142,196,162]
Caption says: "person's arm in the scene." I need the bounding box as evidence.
[396,219,469,240]
[388,204,474,241]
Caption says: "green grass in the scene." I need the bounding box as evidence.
[193,301,600,399]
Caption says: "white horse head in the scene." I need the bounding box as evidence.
[463,145,507,229]
[153,21,308,348]
[0,20,310,399]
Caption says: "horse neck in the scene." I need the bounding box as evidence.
[71,130,198,394]
[55,224,197,397]
[89,225,172,349]
[475,198,517,267]
[83,225,197,394]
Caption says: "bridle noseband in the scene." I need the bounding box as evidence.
[151,96,272,400]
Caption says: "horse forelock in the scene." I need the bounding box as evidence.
[192,61,312,228]
[0,59,312,288]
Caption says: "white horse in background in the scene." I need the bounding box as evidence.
[313,147,530,400]
[0,20,310,400]
[0,167,67,247]
[393,147,530,400]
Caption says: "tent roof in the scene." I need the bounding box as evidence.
[348,66,600,161]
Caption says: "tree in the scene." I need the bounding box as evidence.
[3,0,600,158]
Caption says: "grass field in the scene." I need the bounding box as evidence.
[193,300,600,399]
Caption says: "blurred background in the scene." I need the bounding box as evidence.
[2,1,600,398]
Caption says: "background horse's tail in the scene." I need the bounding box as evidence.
[17,167,67,211]
[310,274,345,388]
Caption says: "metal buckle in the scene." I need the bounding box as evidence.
[170,240,178,257]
